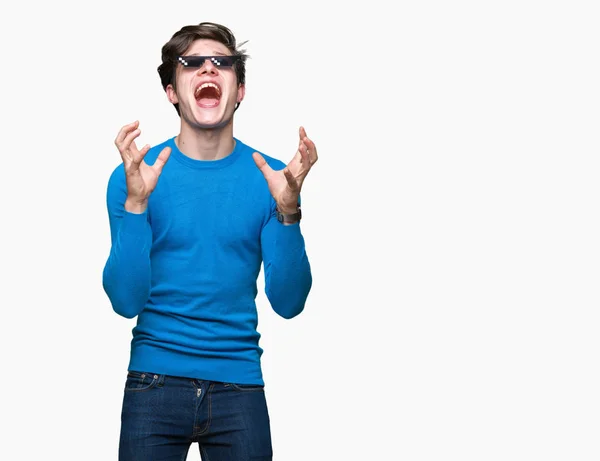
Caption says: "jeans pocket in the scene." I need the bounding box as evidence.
[124,371,159,392]
[229,382,265,392]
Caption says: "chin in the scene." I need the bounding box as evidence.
[194,114,231,130]
[181,101,235,130]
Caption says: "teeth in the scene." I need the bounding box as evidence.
[195,82,220,98]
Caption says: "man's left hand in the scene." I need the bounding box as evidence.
[252,126,318,214]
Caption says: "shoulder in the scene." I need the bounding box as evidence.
[140,137,174,166]
[107,162,125,186]
[234,138,286,171]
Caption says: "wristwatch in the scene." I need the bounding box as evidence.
[276,206,302,224]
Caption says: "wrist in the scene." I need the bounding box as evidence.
[277,206,298,215]
[125,198,148,214]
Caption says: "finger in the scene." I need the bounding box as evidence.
[123,144,148,174]
[299,141,310,165]
[303,136,318,164]
[121,129,143,162]
[297,126,306,151]
[152,147,172,175]
[139,144,151,159]
[115,120,139,146]
[299,126,306,140]
[299,126,318,163]
[252,152,274,178]
[284,168,299,192]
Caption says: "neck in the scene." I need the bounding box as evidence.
[175,121,236,161]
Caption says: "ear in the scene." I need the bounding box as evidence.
[237,84,245,103]
[166,84,179,104]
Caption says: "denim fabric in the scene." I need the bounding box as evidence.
[119,371,273,461]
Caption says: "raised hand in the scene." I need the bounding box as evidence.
[114,120,171,213]
[252,126,318,214]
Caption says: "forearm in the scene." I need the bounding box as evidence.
[263,222,312,319]
[102,211,152,318]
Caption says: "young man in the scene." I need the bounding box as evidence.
[102,22,317,461]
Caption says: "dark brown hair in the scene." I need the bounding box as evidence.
[157,22,248,115]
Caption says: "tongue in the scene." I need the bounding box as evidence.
[198,97,219,107]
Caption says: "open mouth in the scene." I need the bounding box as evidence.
[195,82,222,108]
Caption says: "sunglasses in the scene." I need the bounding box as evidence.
[177,55,241,68]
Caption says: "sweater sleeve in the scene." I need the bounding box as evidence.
[102,165,153,319]
[260,198,312,319]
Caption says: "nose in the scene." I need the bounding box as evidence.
[196,59,218,76]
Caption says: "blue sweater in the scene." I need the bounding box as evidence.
[102,137,312,385]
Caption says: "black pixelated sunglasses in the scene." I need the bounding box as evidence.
[177,55,242,68]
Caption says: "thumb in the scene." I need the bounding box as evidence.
[252,152,273,177]
[152,146,172,176]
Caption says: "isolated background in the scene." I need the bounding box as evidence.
[1,1,599,460]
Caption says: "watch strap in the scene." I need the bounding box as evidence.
[276,206,302,224]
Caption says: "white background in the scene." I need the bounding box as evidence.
[1,0,599,460]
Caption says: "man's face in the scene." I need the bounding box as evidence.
[167,39,245,129]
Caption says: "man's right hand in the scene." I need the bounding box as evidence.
[115,120,172,214]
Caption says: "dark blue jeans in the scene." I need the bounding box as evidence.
[119,371,273,461]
